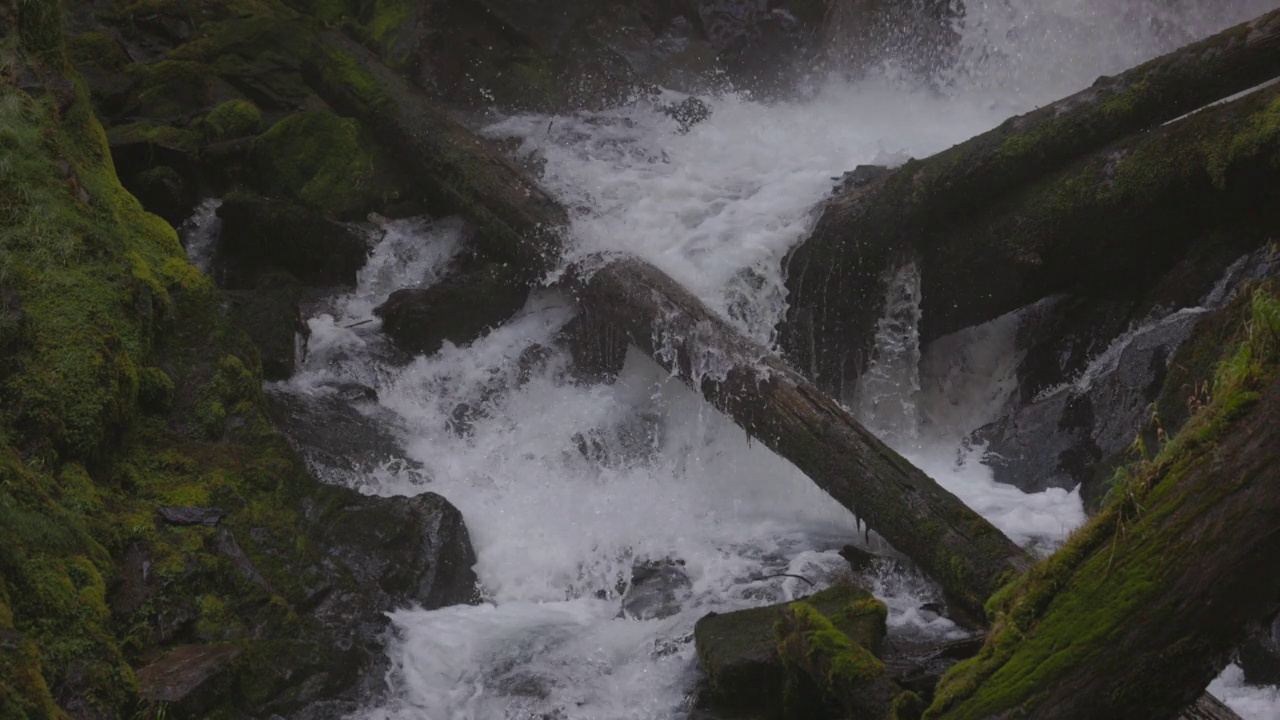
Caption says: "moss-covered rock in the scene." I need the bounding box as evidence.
[0,9,476,717]
[200,98,262,141]
[250,107,398,217]
[694,585,888,718]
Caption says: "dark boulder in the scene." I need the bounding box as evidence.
[265,383,420,487]
[311,492,481,625]
[215,192,369,288]
[1238,615,1280,686]
[128,165,198,226]
[375,263,529,355]
[973,307,1202,497]
[223,271,310,381]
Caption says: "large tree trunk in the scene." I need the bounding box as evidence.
[926,362,1280,720]
[781,7,1280,394]
[573,257,1031,618]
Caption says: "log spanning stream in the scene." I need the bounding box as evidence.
[189,1,1280,717]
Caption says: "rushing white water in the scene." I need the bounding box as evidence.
[239,2,1280,718]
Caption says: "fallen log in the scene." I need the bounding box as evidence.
[781,7,1280,393]
[925,303,1280,719]
[305,30,567,276]
[1180,695,1244,720]
[573,257,1031,617]
[307,22,1032,621]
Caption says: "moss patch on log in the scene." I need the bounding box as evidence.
[924,284,1280,719]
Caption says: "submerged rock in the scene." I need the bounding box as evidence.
[621,560,693,620]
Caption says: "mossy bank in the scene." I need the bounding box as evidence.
[0,2,476,718]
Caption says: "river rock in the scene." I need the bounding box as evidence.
[375,263,529,356]
[223,271,310,381]
[215,192,369,288]
[312,492,481,624]
[265,384,418,487]
[973,307,1202,499]
[694,585,886,717]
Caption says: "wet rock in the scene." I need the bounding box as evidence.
[223,271,309,381]
[312,492,481,622]
[126,164,197,225]
[561,311,629,384]
[1239,615,1280,686]
[136,644,242,707]
[881,635,984,701]
[157,506,227,527]
[621,560,693,620]
[973,302,1204,499]
[661,95,711,133]
[265,385,416,485]
[375,264,529,355]
[694,585,886,716]
[216,192,369,288]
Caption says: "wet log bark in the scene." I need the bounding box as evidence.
[782,7,1280,393]
[573,257,1031,619]
[306,30,567,276]
[926,370,1280,720]
[1179,695,1244,720]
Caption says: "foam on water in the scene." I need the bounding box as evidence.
[255,1,1280,717]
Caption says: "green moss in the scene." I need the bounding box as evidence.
[106,121,202,153]
[252,108,395,217]
[124,60,214,119]
[200,99,262,142]
[138,367,175,412]
[0,15,366,714]
[68,32,130,72]
[925,287,1280,719]
[781,601,885,685]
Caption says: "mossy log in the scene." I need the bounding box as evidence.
[303,30,567,276]
[781,7,1280,393]
[924,290,1280,719]
[574,258,1031,619]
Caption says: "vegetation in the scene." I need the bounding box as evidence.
[924,284,1280,719]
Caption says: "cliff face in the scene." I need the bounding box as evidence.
[0,3,477,718]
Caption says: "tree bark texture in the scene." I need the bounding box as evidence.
[574,257,1032,619]
[925,368,1280,720]
[781,7,1280,394]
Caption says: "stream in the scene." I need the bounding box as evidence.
[190,0,1280,717]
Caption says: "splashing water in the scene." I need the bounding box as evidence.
[239,2,1280,718]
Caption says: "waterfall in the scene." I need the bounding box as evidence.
[207,1,1280,717]
[851,261,924,452]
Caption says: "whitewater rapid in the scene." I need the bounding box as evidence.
[235,1,1280,718]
